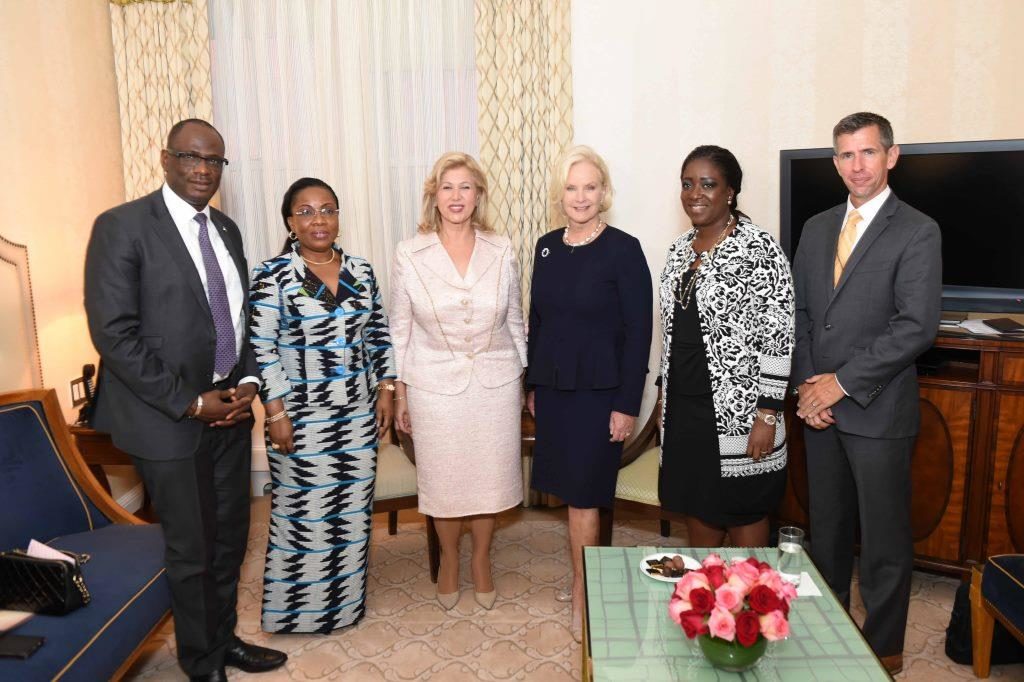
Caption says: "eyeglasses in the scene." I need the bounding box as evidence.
[164,149,229,170]
[293,207,341,219]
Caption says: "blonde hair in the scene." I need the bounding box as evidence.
[549,145,614,222]
[418,152,493,233]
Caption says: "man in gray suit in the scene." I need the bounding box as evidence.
[85,119,285,681]
[792,112,942,674]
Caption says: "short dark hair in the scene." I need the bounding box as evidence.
[166,118,223,149]
[681,145,746,218]
[279,177,340,252]
[832,112,894,151]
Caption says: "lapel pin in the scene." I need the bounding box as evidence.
[541,247,550,258]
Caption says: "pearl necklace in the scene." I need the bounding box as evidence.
[673,214,735,310]
[563,219,605,251]
[301,249,337,266]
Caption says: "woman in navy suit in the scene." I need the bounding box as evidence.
[526,145,653,641]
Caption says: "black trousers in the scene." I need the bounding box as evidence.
[804,427,914,658]
[133,423,251,676]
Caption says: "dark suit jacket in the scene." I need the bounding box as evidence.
[792,191,942,438]
[84,189,258,460]
[526,226,653,416]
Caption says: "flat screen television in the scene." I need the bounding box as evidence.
[779,139,1024,312]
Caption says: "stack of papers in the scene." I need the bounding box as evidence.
[947,318,1024,335]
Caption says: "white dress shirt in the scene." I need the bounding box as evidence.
[162,184,255,385]
[842,185,892,250]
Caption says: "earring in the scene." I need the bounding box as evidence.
[288,231,298,241]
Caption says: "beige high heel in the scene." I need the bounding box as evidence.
[474,590,497,610]
[437,589,459,610]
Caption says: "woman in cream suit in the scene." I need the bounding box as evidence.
[391,152,527,611]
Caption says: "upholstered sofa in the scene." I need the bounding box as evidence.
[0,389,170,681]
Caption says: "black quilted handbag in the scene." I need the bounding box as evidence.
[0,549,91,615]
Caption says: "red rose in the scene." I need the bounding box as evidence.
[780,598,790,617]
[689,587,715,614]
[759,561,773,573]
[735,611,761,647]
[705,565,726,589]
[746,557,760,568]
[748,585,782,615]
[678,609,709,639]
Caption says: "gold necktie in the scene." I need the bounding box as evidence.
[833,209,862,287]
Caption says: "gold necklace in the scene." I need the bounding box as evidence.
[673,215,734,310]
[301,249,337,266]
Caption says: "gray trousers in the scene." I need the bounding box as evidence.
[804,427,914,658]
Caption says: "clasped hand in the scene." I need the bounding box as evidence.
[195,383,257,427]
[796,373,844,430]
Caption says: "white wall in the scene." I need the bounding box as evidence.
[572,0,1024,415]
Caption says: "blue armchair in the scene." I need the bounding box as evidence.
[971,555,1024,677]
[0,389,170,681]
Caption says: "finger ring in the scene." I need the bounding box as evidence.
[625,432,632,437]
[811,401,819,407]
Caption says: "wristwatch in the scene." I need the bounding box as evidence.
[756,410,778,426]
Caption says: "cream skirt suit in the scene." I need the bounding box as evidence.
[390,230,527,517]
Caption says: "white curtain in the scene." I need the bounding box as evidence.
[207,0,480,295]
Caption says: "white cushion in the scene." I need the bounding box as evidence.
[373,443,417,500]
[615,447,661,505]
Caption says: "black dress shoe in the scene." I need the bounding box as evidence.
[224,638,288,673]
[189,669,227,682]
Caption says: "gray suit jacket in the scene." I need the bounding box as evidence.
[792,191,942,439]
[84,190,258,460]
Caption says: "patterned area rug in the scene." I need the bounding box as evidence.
[126,498,1024,680]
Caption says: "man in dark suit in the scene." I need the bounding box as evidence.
[84,119,286,681]
[792,112,942,674]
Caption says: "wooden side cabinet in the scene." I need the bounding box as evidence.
[777,332,1024,576]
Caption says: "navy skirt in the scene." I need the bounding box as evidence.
[531,386,622,508]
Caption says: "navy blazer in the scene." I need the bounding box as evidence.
[526,226,653,416]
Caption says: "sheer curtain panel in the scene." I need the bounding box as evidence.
[208,0,480,295]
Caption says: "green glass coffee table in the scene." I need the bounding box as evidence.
[582,546,891,681]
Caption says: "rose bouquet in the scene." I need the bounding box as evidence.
[668,554,797,670]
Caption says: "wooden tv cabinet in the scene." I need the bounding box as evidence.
[776,331,1024,577]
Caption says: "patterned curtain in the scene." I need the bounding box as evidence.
[109,0,213,200]
[473,0,574,305]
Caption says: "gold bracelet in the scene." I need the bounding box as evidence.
[266,410,289,424]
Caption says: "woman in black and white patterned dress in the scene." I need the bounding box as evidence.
[658,146,794,547]
[249,177,396,633]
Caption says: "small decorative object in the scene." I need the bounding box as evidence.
[668,553,797,672]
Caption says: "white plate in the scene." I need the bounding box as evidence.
[639,552,701,583]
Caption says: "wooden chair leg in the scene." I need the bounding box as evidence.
[426,515,440,583]
[598,507,613,546]
[971,566,994,679]
[388,510,398,535]
[659,519,670,538]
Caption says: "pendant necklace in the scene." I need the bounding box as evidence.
[674,214,734,309]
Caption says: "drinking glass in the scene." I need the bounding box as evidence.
[777,526,805,586]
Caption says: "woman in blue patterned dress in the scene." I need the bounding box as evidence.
[249,177,396,633]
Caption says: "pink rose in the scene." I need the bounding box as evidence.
[669,589,691,624]
[689,587,715,615]
[715,583,746,613]
[729,560,760,587]
[759,609,790,641]
[780,581,798,603]
[676,570,711,598]
[707,606,736,641]
[756,570,785,593]
[701,553,725,569]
